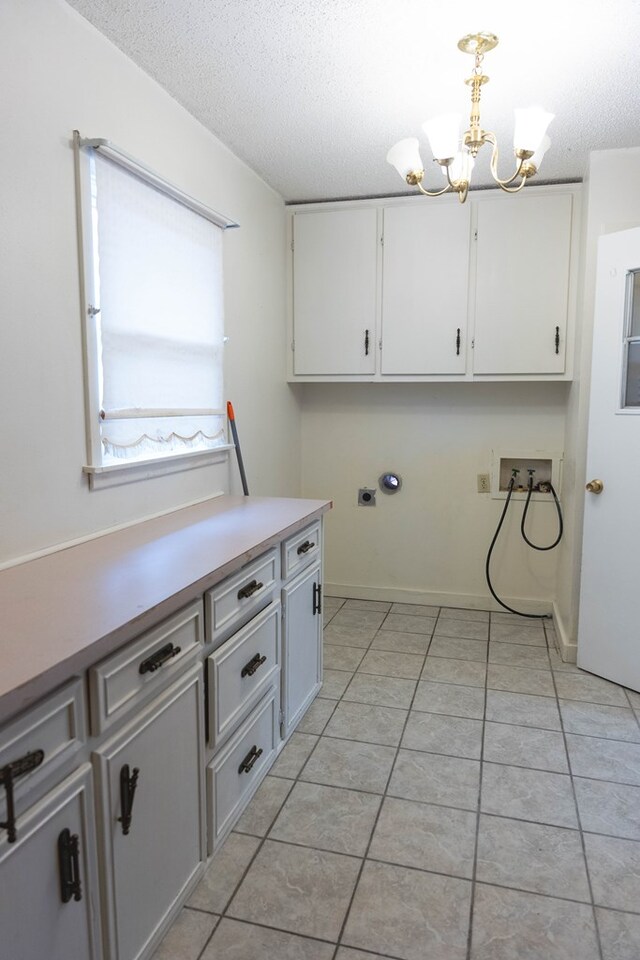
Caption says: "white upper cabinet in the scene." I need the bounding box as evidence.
[288,186,579,381]
[472,193,573,374]
[292,207,378,375]
[381,202,470,375]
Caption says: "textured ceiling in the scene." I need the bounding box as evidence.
[65,0,640,202]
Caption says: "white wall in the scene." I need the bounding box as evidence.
[555,147,640,654]
[300,382,568,608]
[0,0,298,566]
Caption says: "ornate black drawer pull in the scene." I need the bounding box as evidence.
[237,579,263,600]
[241,653,267,678]
[58,828,82,903]
[238,745,263,774]
[555,326,560,354]
[296,540,315,555]
[118,764,139,836]
[456,328,461,356]
[139,642,181,675]
[0,748,45,844]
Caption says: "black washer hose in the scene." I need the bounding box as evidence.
[485,475,563,619]
[521,476,563,550]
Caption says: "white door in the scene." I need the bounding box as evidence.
[281,561,322,738]
[292,208,378,375]
[381,202,470,375]
[578,227,640,691]
[94,667,205,960]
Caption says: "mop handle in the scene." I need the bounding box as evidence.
[227,401,249,496]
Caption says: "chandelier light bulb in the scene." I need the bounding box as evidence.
[386,138,424,180]
[513,107,555,154]
[441,151,475,182]
[422,113,462,161]
[530,134,551,171]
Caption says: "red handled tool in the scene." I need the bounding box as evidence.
[227,401,249,495]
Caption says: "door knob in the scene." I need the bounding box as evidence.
[586,479,604,494]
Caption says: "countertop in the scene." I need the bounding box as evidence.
[0,495,331,724]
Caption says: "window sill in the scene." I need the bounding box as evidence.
[84,445,233,490]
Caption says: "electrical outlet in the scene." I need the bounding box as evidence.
[477,473,491,494]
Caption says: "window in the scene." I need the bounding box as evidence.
[74,133,238,487]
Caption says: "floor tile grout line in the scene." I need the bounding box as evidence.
[465,639,488,960]
[328,614,439,960]
[549,659,606,960]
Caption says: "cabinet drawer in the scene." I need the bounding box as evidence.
[205,549,279,646]
[207,688,278,852]
[282,520,322,580]
[207,602,280,749]
[89,599,203,735]
[0,680,86,830]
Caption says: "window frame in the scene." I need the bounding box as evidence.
[73,131,238,488]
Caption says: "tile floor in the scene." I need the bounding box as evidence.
[153,598,640,960]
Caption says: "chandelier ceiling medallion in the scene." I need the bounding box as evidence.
[387,32,554,203]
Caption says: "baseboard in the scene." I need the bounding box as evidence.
[551,600,578,663]
[324,582,552,615]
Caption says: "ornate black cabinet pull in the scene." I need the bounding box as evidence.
[238,745,263,774]
[58,828,82,903]
[364,329,370,356]
[0,748,45,843]
[241,653,267,678]
[555,326,560,354]
[456,328,461,356]
[313,582,322,616]
[237,579,263,600]
[139,642,181,675]
[118,764,139,836]
[296,540,315,555]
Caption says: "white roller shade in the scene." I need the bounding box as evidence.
[91,152,226,463]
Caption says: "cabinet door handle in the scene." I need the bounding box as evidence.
[118,764,140,836]
[364,329,370,356]
[237,579,263,600]
[241,653,267,678]
[296,539,315,555]
[456,328,461,356]
[58,828,83,903]
[555,326,560,354]
[0,749,45,844]
[313,582,322,616]
[238,745,263,774]
[139,642,181,675]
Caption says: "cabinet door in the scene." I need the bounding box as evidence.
[0,765,101,960]
[281,562,322,738]
[292,208,378,375]
[94,667,205,960]
[381,202,470,374]
[473,193,573,374]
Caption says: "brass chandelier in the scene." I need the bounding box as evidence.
[387,32,554,203]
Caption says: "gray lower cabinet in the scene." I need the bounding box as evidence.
[0,764,102,960]
[282,560,323,738]
[93,666,206,960]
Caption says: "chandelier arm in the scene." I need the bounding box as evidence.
[486,133,528,189]
[414,180,454,198]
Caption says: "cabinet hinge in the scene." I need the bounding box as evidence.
[380,235,384,246]
[378,339,382,351]
[471,338,475,349]
[291,340,295,352]
[291,239,294,252]
[474,229,478,241]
